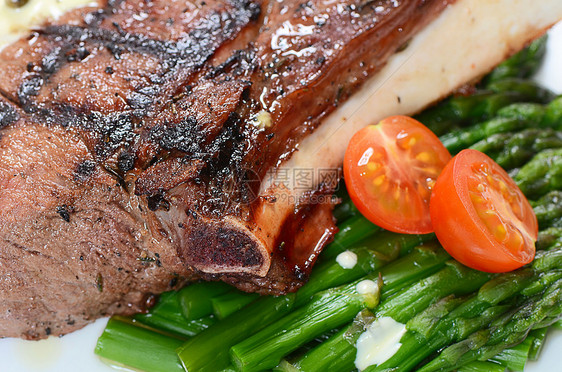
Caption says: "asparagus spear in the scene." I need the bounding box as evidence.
[177,281,232,320]
[211,291,259,319]
[440,116,530,155]
[489,334,534,371]
[486,79,555,103]
[230,276,383,372]
[537,227,562,251]
[176,233,432,371]
[371,249,562,372]
[496,102,546,121]
[531,191,562,229]
[417,278,562,372]
[457,360,505,372]
[541,95,562,129]
[95,317,185,372]
[278,312,374,372]
[471,128,562,170]
[321,215,380,259]
[514,148,562,199]
[527,327,549,361]
[242,254,482,372]
[134,291,215,338]
[372,254,560,371]
[416,80,554,137]
[376,261,490,323]
[230,244,452,372]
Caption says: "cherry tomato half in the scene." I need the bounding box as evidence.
[344,115,452,234]
[430,149,537,273]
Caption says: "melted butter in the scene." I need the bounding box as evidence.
[251,110,273,129]
[355,316,406,371]
[0,0,98,49]
[336,250,357,269]
[355,279,378,295]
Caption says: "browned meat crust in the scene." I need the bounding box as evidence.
[0,0,450,339]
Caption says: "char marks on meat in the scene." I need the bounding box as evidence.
[0,0,450,339]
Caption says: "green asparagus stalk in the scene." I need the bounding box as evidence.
[520,271,562,297]
[471,128,562,170]
[177,294,297,372]
[526,327,548,361]
[537,227,562,251]
[373,250,562,372]
[417,278,562,372]
[370,300,514,372]
[228,243,450,372]
[95,317,185,372]
[405,294,468,339]
[531,248,562,272]
[176,233,431,371]
[514,148,562,199]
[541,95,562,129]
[531,191,562,229]
[496,102,546,121]
[457,360,505,372]
[286,251,457,372]
[369,267,552,371]
[134,291,215,338]
[262,255,481,372]
[302,233,434,304]
[376,261,490,323]
[440,116,529,155]
[279,311,375,372]
[211,291,259,319]
[490,334,534,371]
[486,79,554,102]
[230,276,383,372]
[177,281,232,320]
[321,215,380,259]
[416,80,554,137]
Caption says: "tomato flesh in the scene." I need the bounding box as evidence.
[344,115,452,234]
[430,149,537,273]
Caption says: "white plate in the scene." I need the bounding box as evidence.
[1,20,561,372]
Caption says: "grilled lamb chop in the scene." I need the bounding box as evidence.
[0,0,560,339]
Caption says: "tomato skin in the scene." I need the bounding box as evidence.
[430,149,537,273]
[344,115,452,234]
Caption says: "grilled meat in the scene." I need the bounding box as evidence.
[0,0,560,339]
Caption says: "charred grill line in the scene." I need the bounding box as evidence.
[0,100,19,129]
[11,0,263,171]
[150,116,204,156]
[40,0,260,70]
[199,111,250,214]
[17,75,43,111]
[41,25,178,59]
[205,48,257,79]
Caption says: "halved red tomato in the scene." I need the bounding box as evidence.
[343,115,452,234]
[430,149,537,273]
